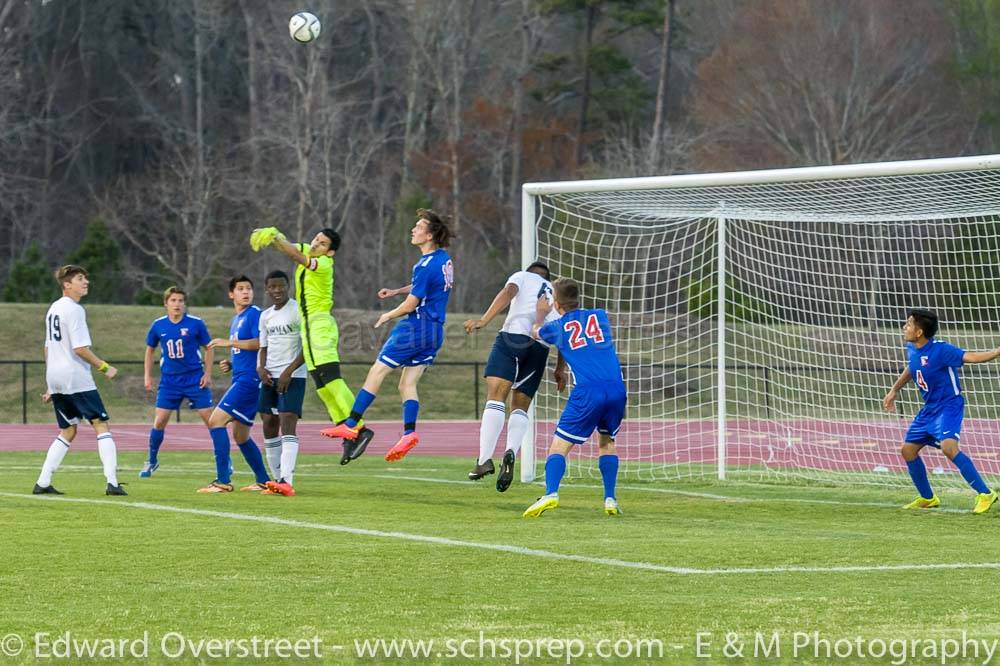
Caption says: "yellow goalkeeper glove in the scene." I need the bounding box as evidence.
[249,227,286,252]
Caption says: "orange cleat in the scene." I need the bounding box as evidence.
[385,432,419,462]
[320,423,360,440]
[265,480,296,497]
[240,482,267,492]
[196,481,233,494]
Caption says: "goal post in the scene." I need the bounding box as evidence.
[520,154,1000,488]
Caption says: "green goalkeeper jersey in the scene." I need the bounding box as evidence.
[295,243,335,319]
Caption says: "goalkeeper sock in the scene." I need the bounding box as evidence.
[210,427,232,484]
[905,457,934,499]
[345,389,376,428]
[148,428,165,465]
[478,401,505,464]
[237,438,271,485]
[951,452,990,494]
[264,436,282,479]
[37,436,70,487]
[598,454,619,499]
[403,399,419,435]
[544,453,566,496]
[505,409,529,456]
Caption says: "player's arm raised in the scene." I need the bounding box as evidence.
[378,284,412,299]
[268,237,311,267]
[963,346,1000,364]
[73,346,117,379]
[464,283,517,334]
[882,368,911,412]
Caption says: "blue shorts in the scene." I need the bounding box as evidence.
[378,318,444,368]
[219,379,260,426]
[905,398,964,447]
[52,390,109,429]
[257,377,307,417]
[156,372,213,411]
[554,383,627,445]
[484,333,550,398]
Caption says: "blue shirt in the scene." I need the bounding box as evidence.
[906,339,965,408]
[539,308,625,389]
[409,248,453,324]
[145,314,211,377]
[229,306,262,383]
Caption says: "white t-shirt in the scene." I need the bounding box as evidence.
[44,296,97,395]
[259,300,308,379]
[500,271,559,338]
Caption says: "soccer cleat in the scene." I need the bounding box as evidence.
[106,483,128,496]
[903,495,940,509]
[321,423,360,440]
[260,488,279,495]
[32,484,64,495]
[138,462,159,478]
[385,432,419,462]
[240,482,268,492]
[604,497,622,515]
[265,480,296,497]
[341,427,374,465]
[468,458,495,480]
[197,481,234,494]
[495,449,515,493]
[523,494,559,518]
[973,490,998,515]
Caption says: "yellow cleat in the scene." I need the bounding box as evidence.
[523,494,559,518]
[604,497,622,516]
[903,495,940,509]
[973,490,998,515]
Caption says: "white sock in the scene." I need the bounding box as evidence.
[97,433,118,486]
[478,400,506,465]
[506,409,529,455]
[280,435,300,485]
[37,436,70,487]
[264,437,282,480]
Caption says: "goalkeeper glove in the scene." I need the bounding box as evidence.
[249,227,286,252]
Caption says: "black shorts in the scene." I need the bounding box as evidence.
[51,390,109,429]
[483,332,550,398]
[257,377,307,418]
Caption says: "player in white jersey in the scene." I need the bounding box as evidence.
[255,271,308,497]
[463,261,559,491]
[35,265,126,496]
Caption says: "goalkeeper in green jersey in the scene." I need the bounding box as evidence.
[251,226,374,462]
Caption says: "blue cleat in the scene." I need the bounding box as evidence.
[138,462,159,478]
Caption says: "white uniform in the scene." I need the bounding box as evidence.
[259,299,308,379]
[45,297,97,395]
[501,271,559,341]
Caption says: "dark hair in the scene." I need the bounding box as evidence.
[417,208,452,248]
[526,261,551,281]
[229,275,254,292]
[318,228,341,252]
[908,308,939,339]
[55,265,87,286]
[553,278,580,310]
[264,270,290,284]
[163,286,187,303]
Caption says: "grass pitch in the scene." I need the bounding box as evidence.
[1,450,999,664]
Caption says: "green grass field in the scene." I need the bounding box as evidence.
[2,451,999,664]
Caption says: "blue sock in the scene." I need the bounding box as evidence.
[209,427,232,484]
[238,438,271,484]
[906,457,934,499]
[403,400,419,435]
[544,454,566,496]
[952,452,991,494]
[598,454,619,500]
[148,428,165,465]
[345,389,376,428]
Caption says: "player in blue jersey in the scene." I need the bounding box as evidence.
[322,209,454,462]
[196,275,272,493]
[139,287,214,478]
[523,278,627,518]
[882,309,999,514]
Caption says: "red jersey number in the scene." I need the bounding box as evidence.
[564,314,603,350]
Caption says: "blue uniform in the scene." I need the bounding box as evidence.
[145,315,213,410]
[904,339,966,447]
[219,305,262,425]
[378,249,454,368]
[539,308,627,445]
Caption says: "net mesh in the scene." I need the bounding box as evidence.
[530,165,1000,487]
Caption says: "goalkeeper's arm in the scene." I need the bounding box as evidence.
[270,237,311,267]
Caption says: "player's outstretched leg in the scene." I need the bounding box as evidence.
[901,443,939,509]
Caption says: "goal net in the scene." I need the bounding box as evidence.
[520,155,1000,489]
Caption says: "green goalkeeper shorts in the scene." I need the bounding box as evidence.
[301,313,342,370]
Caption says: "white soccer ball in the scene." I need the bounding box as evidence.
[289,12,321,43]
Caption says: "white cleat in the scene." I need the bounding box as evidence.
[604,497,622,516]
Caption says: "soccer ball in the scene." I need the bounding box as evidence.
[289,12,321,43]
